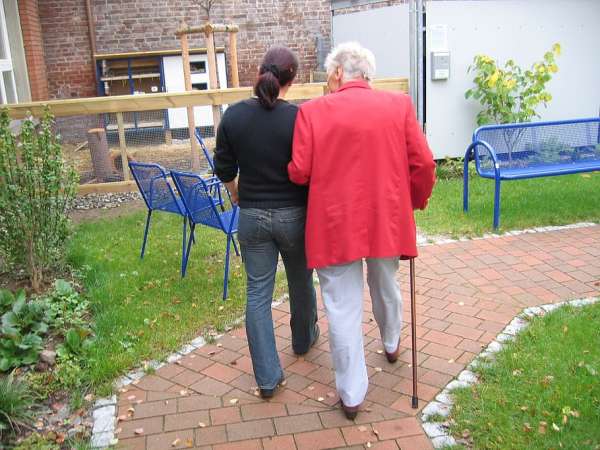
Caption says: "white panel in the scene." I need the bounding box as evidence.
[332,5,410,78]
[426,0,600,158]
[163,53,228,129]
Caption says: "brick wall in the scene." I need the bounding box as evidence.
[333,0,406,16]
[38,0,96,99]
[18,0,49,101]
[91,0,331,86]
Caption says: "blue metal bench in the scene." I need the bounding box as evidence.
[463,118,600,229]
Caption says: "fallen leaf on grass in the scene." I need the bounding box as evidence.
[520,406,528,412]
[538,421,547,434]
[462,429,471,439]
[523,423,532,432]
[552,423,560,432]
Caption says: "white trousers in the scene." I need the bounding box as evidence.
[317,257,402,407]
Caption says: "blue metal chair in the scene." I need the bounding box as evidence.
[170,170,240,300]
[128,162,191,268]
[195,128,228,209]
[195,128,216,172]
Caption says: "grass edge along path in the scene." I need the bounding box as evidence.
[68,211,287,395]
[416,172,600,238]
[446,301,600,450]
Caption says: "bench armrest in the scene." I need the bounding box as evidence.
[465,140,501,178]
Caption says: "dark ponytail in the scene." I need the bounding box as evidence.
[254,46,299,110]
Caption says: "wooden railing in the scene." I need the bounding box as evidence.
[5,78,408,118]
[4,77,408,194]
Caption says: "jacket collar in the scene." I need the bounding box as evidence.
[333,79,372,93]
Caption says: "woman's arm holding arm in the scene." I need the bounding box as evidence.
[288,107,314,185]
[214,117,240,204]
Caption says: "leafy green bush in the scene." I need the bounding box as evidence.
[465,44,561,127]
[45,280,90,332]
[0,373,34,441]
[0,290,49,371]
[436,157,476,180]
[0,109,78,292]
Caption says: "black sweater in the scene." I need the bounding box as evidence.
[214,98,308,209]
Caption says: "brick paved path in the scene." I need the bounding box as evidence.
[116,225,600,450]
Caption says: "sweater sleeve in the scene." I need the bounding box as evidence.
[404,98,436,210]
[214,116,238,183]
[288,106,313,185]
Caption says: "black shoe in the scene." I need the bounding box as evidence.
[294,324,320,356]
[340,400,360,420]
[259,375,285,399]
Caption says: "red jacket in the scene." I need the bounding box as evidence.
[288,80,436,269]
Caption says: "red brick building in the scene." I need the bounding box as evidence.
[6,0,337,103]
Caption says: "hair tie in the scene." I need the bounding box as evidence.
[262,63,280,79]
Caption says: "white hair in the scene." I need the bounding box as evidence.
[325,42,376,82]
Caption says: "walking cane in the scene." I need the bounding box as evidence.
[410,257,418,409]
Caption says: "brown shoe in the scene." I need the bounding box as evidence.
[385,341,401,363]
[340,400,360,420]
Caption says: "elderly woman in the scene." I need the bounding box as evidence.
[288,42,436,419]
[215,46,318,399]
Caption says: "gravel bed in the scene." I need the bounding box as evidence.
[71,192,142,211]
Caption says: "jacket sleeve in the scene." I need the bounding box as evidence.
[214,117,238,183]
[288,106,313,185]
[404,98,436,210]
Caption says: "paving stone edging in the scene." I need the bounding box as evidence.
[416,221,596,246]
[89,294,289,448]
[420,296,599,449]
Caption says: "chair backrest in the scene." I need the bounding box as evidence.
[170,170,229,231]
[195,128,215,172]
[129,162,181,212]
[473,118,600,171]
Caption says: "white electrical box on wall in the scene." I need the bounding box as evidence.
[431,51,450,80]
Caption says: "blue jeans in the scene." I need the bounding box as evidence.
[238,206,318,390]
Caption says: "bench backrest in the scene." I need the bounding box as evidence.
[473,118,600,171]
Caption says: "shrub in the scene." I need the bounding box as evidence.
[0,109,78,292]
[0,289,49,372]
[0,373,34,441]
[45,279,90,333]
[465,44,561,127]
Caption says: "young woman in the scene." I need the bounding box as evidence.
[214,46,318,398]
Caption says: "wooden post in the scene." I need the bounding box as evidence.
[229,31,240,88]
[116,112,130,180]
[181,28,201,171]
[205,29,222,129]
[87,128,113,182]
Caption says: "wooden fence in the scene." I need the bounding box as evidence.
[5,77,408,194]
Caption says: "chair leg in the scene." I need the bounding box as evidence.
[182,223,195,278]
[493,178,501,230]
[463,157,470,212]
[140,210,152,259]
[182,217,187,273]
[232,235,240,256]
[223,234,232,300]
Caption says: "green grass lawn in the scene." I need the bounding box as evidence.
[68,211,286,394]
[416,172,600,238]
[448,302,600,450]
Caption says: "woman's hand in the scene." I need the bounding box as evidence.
[225,179,239,206]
